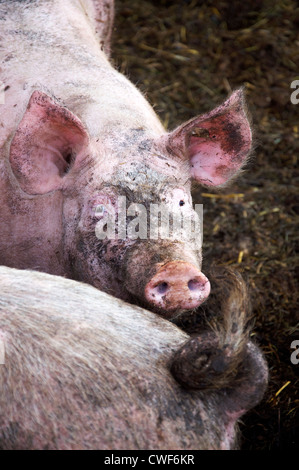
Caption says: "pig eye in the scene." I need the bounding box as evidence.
[179,200,185,207]
[94,205,107,217]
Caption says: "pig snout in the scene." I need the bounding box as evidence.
[145,261,210,312]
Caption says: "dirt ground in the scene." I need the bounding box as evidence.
[112,0,298,450]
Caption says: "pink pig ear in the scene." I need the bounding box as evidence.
[10,91,89,194]
[166,89,252,186]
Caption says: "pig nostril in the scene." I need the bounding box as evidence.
[188,279,202,291]
[156,282,169,295]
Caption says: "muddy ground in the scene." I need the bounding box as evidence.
[112,0,298,450]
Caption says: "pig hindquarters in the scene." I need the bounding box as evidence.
[0,267,268,450]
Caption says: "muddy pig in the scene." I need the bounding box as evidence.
[0,0,252,318]
[0,266,268,450]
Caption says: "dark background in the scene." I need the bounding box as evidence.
[112,0,298,450]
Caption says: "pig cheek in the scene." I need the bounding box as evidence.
[64,198,80,222]
[98,239,135,279]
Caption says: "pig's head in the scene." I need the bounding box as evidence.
[9,89,251,319]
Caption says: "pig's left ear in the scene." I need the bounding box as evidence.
[166,89,252,186]
[9,91,90,194]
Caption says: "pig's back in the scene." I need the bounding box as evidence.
[0,0,163,147]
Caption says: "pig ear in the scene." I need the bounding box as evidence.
[9,91,89,194]
[166,89,252,186]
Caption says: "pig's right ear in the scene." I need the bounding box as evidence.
[9,91,90,194]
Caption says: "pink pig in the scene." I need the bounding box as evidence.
[0,0,251,318]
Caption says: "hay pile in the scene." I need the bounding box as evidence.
[112,0,298,449]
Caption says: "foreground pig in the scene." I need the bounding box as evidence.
[0,267,268,450]
[0,0,252,317]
